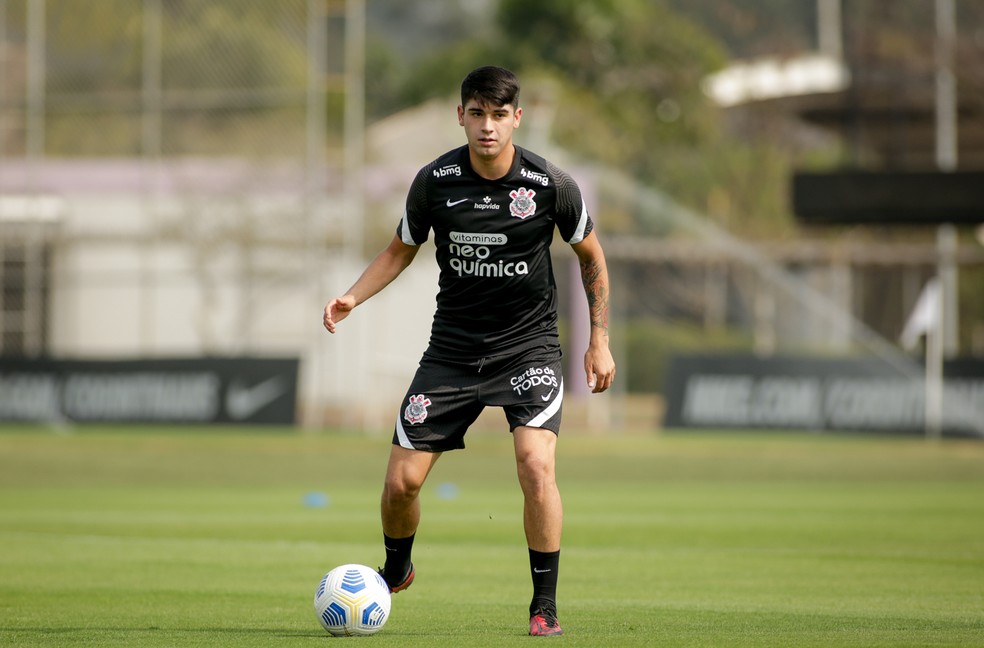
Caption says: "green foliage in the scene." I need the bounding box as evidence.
[160,3,307,91]
[959,264,984,352]
[387,0,802,234]
[6,1,310,156]
[393,40,517,110]
[43,0,144,94]
[365,41,405,122]
[665,0,816,58]
[17,1,309,95]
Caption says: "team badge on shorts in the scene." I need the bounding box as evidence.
[509,187,537,219]
[404,394,432,425]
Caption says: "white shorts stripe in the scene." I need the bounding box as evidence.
[394,416,415,449]
[525,379,564,428]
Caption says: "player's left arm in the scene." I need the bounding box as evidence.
[571,230,616,393]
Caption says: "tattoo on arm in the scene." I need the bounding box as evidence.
[580,258,609,336]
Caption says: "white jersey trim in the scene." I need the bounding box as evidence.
[525,378,564,428]
[399,208,418,246]
[568,200,589,244]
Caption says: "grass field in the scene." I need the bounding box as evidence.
[1,425,983,647]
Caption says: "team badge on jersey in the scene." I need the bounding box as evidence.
[404,394,432,425]
[509,187,537,220]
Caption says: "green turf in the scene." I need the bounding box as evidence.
[1,426,983,647]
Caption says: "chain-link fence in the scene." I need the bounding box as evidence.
[0,0,376,425]
[3,0,320,351]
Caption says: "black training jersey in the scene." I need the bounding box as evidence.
[396,145,593,361]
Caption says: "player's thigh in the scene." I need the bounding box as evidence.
[384,444,441,494]
[512,425,558,479]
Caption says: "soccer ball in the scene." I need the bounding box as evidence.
[314,564,391,636]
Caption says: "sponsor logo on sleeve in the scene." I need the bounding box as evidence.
[433,164,462,178]
[521,168,549,186]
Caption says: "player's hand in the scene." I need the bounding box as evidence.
[584,343,615,393]
[323,295,356,334]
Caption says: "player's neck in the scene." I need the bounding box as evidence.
[469,144,515,181]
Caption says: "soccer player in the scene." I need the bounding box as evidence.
[323,65,615,637]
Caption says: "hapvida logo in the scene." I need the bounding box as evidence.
[474,196,500,210]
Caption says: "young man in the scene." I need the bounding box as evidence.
[323,66,615,637]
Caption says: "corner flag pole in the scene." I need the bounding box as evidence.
[924,279,944,441]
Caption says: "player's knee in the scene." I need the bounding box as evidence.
[383,474,423,504]
[516,452,556,494]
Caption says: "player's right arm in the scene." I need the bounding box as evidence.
[323,234,419,334]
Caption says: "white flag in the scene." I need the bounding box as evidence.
[900,278,940,351]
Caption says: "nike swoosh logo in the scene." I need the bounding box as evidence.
[446,198,469,207]
[541,389,555,402]
[226,375,290,420]
[533,568,552,573]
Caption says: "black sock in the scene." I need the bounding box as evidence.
[382,533,415,587]
[528,548,560,615]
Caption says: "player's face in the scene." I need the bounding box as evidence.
[458,100,522,165]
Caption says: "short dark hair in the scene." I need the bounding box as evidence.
[460,66,520,109]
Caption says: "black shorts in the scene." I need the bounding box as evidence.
[392,346,564,452]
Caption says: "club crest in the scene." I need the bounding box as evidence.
[404,394,432,425]
[509,187,537,220]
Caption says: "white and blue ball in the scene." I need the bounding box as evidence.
[314,564,391,636]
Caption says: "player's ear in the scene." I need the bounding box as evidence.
[513,106,522,127]
[457,105,465,126]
